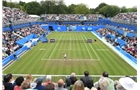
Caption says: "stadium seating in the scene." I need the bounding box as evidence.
[2,7,137,89]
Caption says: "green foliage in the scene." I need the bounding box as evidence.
[89,8,95,14]
[2,0,137,17]
[127,6,137,12]
[94,2,107,13]
[24,1,40,15]
[68,4,77,14]
[120,6,128,13]
[99,5,120,17]
[19,1,26,6]
[74,3,90,14]
[3,0,7,6]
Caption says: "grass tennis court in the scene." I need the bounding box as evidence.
[3,32,136,76]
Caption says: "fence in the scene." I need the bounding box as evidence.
[2,74,137,82]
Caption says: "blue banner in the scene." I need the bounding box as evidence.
[2,54,14,66]
[16,34,36,46]
[14,46,27,56]
[2,27,11,32]
[2,46,28,66]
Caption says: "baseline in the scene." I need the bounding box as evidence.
[41,59,100,61]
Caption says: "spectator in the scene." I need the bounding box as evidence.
[43,75,55,87]
[25,74,37,89]
[25,74,32,82]
[72,80,84,90]
[65,72,77,88]
[115,83,126,90]
[46,83,55,90]
[85,79,94,89]
[55,79,67,90]
[98,77,109,90]
[80,71,94,87]
[31,78,37,89]
[118,77,138,90]
[21,80,32,90]
[2,84,5,90]
[3,73,15,90]
[102,71,108,77]
[34,76,46,90]
[94,71,115,90]
[69,76,77,90]
[14,76,24,90]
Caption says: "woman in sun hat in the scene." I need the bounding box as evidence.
[119,77,138,90]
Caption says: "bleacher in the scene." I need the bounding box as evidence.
[2,6,137,90]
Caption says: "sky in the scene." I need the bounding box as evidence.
[6,0,137,8]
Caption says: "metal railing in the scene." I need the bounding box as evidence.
[2,74,137,82]
[110,19,137,25]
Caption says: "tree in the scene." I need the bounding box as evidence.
[24,1,40,15]
[74,3,90,14]
[127,6,137,12]
[68,4,77,14]
[94,2,107,13]
[19,1,26,6]
[40,0,49,14]
[120,6,127,13]
[99,5,120,17]
[56,0,68,14]
[89,8,95,14]
[2,0,7,7]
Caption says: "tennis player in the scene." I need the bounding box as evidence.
[63,53,67,61]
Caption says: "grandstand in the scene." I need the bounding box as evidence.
[2,6,137,90]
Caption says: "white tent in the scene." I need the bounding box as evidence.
[29,15,40,18]
[29,15,40,21]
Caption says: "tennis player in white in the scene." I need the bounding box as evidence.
[63,53,67,61]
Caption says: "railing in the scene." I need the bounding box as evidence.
[2,18,136,28]
[2,74,137,82]
[110,19,137,25]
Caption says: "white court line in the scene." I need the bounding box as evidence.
[42,59,100,61]
[41,45,54,60]
[83,34,100,60]
[70,32,72,50]
[97,49,109,51]
[79,33,93,59]
[39,49,46,50]
[48,33,63,59]
[41,32,56,60]
[55,49,86,50]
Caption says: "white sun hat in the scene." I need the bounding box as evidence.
[119,77,137,90]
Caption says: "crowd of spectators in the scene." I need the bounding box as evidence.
[96,27,137,58]
[2,24,47,60]
[42,14,58,21]
[105,24,136,34]
[86,14,105,21]
[3,6,137,28]
[3,6,137,27]
[2,31,22,59]
[41,14,105,21]
[37,12,137,25]
[2,71,137,90]
[111,12,137,25]
[59,14,84,21]
[2,6,38,27]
